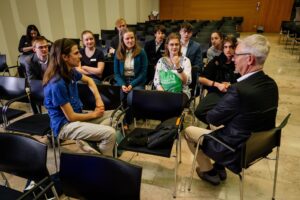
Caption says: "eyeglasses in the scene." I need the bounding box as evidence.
[233,52,251,57]
[36,45,48,50]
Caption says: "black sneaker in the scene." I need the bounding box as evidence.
[213,163,227,181]
[196,167,220,185]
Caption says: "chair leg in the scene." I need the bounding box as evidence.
[114,144,118,158]
[188,136,202,191]
[272,147,280,200]
[173,139,179,198]
[57,137,61,156]
[239,169,245,200]
[51,134,59,173]
[51,185,60,199]
[178,131,182,164]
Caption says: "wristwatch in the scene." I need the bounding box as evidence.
[176,67,184,73]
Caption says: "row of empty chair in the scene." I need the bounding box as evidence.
[279,20,300,61]
[98,18,242,56]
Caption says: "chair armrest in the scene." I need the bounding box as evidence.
[203,134,236,152]
[2,94,28,125]
[176,113,185,132]
[110,104,125,127]
[102,74,114,84]
[7,65,19,69]
[17,176,57,200]
[113,107,129,129]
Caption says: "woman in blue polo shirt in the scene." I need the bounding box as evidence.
[43,38,115,156]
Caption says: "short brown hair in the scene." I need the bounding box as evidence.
[223,34,237,49]
[32,36,47,47]
[154,25,166,34]
[180,22,193,32]
[115,18,127,27]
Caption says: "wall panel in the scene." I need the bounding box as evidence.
[160,0,293,32]
[0,0,159,65]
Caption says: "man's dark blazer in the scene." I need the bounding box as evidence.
[110,35,119,50]
[203,71,279,173]
[144,39,165,66]
[186,40,203,68]
[144,39,165,82]
[24,53,47,83]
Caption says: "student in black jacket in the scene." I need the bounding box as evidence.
[144,25,166,83]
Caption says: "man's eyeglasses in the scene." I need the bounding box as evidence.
[36,45,48,50]
[234,52,251,57]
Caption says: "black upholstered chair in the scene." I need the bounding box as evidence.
[0,76,27,126]
[59,151,142,200]
[3,80,50,135]
[77,83,123,127]
[2,80,59,171]
[0,54,11,76]
[188,113,291,200]
[17,54,29,78]
[186,66,203,122]
[102,60,115,84]
[100,29,116,41]
[117,89,185,197]
[0,132,58,200]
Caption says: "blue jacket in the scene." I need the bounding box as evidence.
[114,49,148,87]
[186,40,203,68]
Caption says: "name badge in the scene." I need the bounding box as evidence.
[90,58,96,62]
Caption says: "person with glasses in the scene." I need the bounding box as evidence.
[153,33,192,105]
[22,36,50,114]
[43,38,116,156]
[194,35,239,125]
[184,34,278,186]
[23,36,50,84]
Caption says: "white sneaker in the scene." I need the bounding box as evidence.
[76,140,101,154]
[24,180,36,191]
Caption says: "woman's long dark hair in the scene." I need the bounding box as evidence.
[26,24,41,40]
[43,38,77,86]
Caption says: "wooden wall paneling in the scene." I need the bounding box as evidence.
[258,0,294,32]
[159,0,294,32]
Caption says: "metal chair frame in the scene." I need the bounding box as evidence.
[187,114,291,200]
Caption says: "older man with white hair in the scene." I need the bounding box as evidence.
[184,34,279,185]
